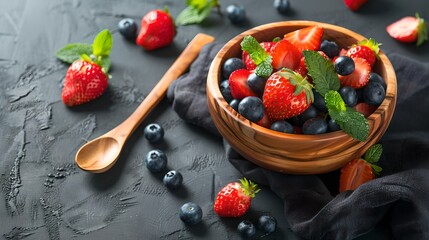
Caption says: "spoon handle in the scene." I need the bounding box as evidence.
[111,33,215,142]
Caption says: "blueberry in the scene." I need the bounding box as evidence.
[334,56,355,76]
[118,18,138,39]
[179,202,203,225]
[222,57,245,79]
[237,220,256,239]
[220,80,233,102]
[163,170,183,190]
[258,215,277,234]
[313,90,327,112]
[270,121,294,133]
[302,117,328,135]
[362,81,386,106]
[273,0,290,14]
[320,40,340,58]
[327,118,341,132]
[229,99,240,112]
[226,4,246,24]
[247,73,267,96]
[339,86,358,107]
[145,149,167,173]
[238,96,264,122]
[369,72,387,90]
[290,105,318,126]
[144,123,164,143]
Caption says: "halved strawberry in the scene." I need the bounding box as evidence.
[294,57,308,77]
[386,13,428,46]
[284,25,324,52]
[346,38,381,66]
[270,39,302,70]
[354,102,377,118]
[338,57,371,89]
[228,69,257,99]
[242,41,276,70]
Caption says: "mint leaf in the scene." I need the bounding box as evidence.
[55,43,92,64]
[176,0,219,25]
[241,35,273,77]
[371,164,383,173]
[303,50,340,96]
[99,57,112,73]
[363,144,383,163]
[325,90,346,112]
[255,61,273,78]
[93,29,112,57]
[187,0,207,11]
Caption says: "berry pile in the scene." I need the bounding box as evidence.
[220,25,386,138]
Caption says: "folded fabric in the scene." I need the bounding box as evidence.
[166,42,429,240]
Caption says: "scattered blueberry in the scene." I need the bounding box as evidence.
[290,105,318,126]
[273,0,290,14]
[226,4,246,24]
[334,56,355,76]
[327,118,341,132]
[362,81,386,106]
[247,73,267,96]
[320,40,340,58]
[118,18,138,39]
[302,117,328,135]
[238,96,264,122]
[237,220,256,239]
[144,123,164,143]
[145,149,167,173]
[258,215,277,234]
[179,202,203,225]
[163,170,183,190]
[369,72,387,90]
[270,121,294,133]
[220,80,234,103]
[312,90,327,112]
[222,57,245,79]
[230,99,240,112]
[339,86,358,107]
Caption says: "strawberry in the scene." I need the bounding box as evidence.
[346,38,381,66]
[386,13,428,46]
[228,69,257,99]
[338,57,371,89]
[213,178,260,217]
[283,25,324,52]
[61,60,108,106]
[339,144,383,192]
[256,113,272,128]
[294,57,308,77]
[354,102,377,118]
[242,41,276,70]
[136,9,176,50]
[270,39,302,70]
[262,69,314,121]
[343,0,368,11]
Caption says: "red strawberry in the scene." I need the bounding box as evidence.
[386,13,428,46]
[270,39,302,70]
[256,113,272,128]
[283,25,324,52]
[346,38,381,66]
[338,57,371,89]
[213,178,260,217]
[228,69,257,99]
[136,9,176,50]
[61,60,108,106]
[294,57,308,77]
[242,41,276,70]
[343,0,368,11]
[262,69,314,121]
[354,102,377,118]
[339,144,382,192]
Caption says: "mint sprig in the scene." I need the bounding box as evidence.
[240,35,273,78]
[176,0,220,25]
[363,144,383,174]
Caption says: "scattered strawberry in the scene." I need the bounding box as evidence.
[136,9,176,50]
[62,60,108,106]
[338,57,371,89]
[270,39,302,70]
[354,102,377,117]
[262,69,314,121]
[284,25,324,52]
[214,178,260,217]
[386,13,428,46]
[343,0,368,11]
[339,144,383,192]
[242,41,276,70]
[346,38,381,66]
[228,69,257,99]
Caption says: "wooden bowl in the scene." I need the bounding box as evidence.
[206,21,397,174]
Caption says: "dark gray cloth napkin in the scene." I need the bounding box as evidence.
[166,42,429,240]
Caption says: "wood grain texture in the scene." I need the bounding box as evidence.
[207,21,397,174]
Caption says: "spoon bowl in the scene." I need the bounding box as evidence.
[75,137,121,173]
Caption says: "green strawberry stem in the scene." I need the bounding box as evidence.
[358,38,381,58]
[363,143,383,174]
[416,13,429,46]
[240,178,260,198]
[277,68,314,104]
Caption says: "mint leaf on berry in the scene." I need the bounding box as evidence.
[303,50,340,96]
[92,29,113,57]
[55,43,92,64]
[176,0,220,25]
[241,35,273,78]
[325,90,346,112]
[363,144,383,163]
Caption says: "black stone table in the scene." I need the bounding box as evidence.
[1,0,428,239]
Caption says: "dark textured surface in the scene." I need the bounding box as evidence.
[0,0,428,239]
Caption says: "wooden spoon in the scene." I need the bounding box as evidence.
[75,33,215,173]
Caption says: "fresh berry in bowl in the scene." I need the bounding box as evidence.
[206,21,397,174]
